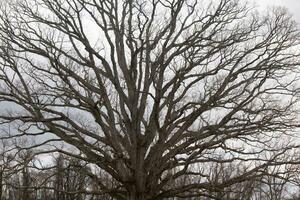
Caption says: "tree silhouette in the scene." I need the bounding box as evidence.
[0,0,299,199]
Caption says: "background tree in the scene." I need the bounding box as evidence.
[0,0,300,199]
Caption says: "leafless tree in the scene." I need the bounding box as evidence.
[0,0,300,199]
[1,145,300,200]
[0,139,15,200]
[53,153,90,200]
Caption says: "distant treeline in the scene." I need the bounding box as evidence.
[0,151,299,200]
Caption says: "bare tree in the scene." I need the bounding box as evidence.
[0,139,15,200]
[53,154,90,200]
[0,0,300,199]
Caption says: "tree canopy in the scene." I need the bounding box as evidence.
[0,0,300,199]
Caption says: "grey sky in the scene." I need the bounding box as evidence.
[259,0,300,23]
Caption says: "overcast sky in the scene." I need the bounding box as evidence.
[259,0,300,23]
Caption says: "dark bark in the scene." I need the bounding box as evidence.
[0,0,299,199]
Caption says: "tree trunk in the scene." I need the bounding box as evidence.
[0,169,3,200]
[125,183,152,200]
[127,190,146,200]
